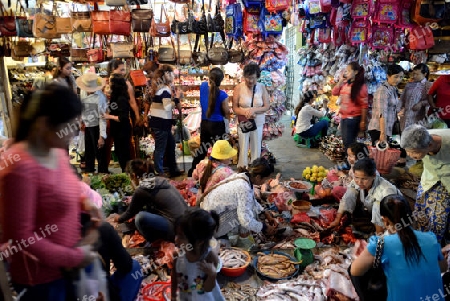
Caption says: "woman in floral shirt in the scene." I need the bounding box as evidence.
[193,140,236,200]
[368,65,406,166]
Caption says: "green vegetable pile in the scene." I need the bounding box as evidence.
[102,173,134,195]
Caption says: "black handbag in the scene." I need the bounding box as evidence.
[170,4,193,34]
[238,85,257,133]
[350,236,387,301]
[392,110,401,136]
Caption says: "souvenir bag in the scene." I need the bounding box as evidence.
[411,0,442,25]
[397,0,414,29]
[72,4,92,32]
[91,2,110,35]
[408,25,435,50]
[87,33,104,63]
[0,2,16,37]
[265,0,290,12]
[259,7,283,37]
[350,236,388,301]
[351,0,374,19]
[290,0,299,25]
[225,2,243,40]
[131,6,153,32]
[373,0,399,24]
[349,18,371,45]
[109,7,131,36]
[237,85,257,133]
[48,42,71,57]
[335,3,351,26]
[243,6,261,34]
[33,2,60,39]
[157,38,177,64]
[370,23,394,49]
[150,5,170,37]
[15,1,33,37]
[192,42,209,66]
[309,13,328,29]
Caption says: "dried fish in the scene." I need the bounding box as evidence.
[219,248,248,268]
[257,253,298,278]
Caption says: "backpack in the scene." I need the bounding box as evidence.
[349,18,371,44]
[320,0,332,13]
[397,0,414,28]
[370,23,394,49]
[317,27,332,43]
[243,6,261,34]
[308,0,322,14]
[265,0,290,12]
[332,24,348,46]
[373,0,399,24]
[335,4,351,26]
[225,3,243,39]
[351,0,374,19]
[309,13,328,28]
[242,0,264,8]
[258,7,284,37]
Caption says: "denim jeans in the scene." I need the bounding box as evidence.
[135,211,175,243]
[151,128,177,175]
[110,260,143,301]
[13,278,67,301]
[299,119,329,138]
[341,116,361,150]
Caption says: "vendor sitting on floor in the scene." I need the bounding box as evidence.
[108,159,188,244]
[328,158,399,233]
[193,140,236,200]
[294,90,329,147]
[198,157,278,237]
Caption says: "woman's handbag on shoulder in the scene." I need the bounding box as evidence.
[238,85,257,133]
[349,236,387,301]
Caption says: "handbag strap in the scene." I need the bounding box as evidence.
[373,235,384,269]
[197,174,250,207]
[251,84,256,108]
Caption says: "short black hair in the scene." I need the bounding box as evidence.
[387,64,405,76]
[353,158,377,177]
[349,142,370,161]
[243,63,261,78]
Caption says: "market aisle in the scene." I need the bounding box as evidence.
[265,113,335,180]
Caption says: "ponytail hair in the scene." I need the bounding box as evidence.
[199,158,215,192]
[206,68,224,119]
[294,90,318,116]
[380,194,424,265]
[348,62,365,102]
[413,63,430,80]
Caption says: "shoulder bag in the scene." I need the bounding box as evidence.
[130,69,147,86]
[150,4,170,37]
[87,33,104,63]
[171,3,193,34]
[109,7,131,36]
[0,2,16,37]
[349,235,387,301]
[157,37,176,64]
[71,4,92,32]
[110,40,134,58]
[131,5,153,32]
[15,1,33,37]
[237,85,257,133]
[33,2,61,39]
[91,2,110,35]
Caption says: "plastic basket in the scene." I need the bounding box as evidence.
[369,144,401,174]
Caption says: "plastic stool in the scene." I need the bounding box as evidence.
[296,134,321,148]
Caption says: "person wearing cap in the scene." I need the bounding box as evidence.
[193,140,236,200]
[77,73,109,173]
[32,61,56,91]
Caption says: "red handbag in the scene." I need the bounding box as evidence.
[408,25,435,50]
[0,3,16,37]
[130,70,147,86]
[91,2,110,35]
[87,34,104,63]
[109,8,131,36]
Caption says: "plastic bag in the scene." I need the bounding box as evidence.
[74,258,110,301]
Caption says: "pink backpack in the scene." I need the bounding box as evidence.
[332,24,348,46]
[351,0,374,19]
[397,0,414,28]
[370,23,395,49]
[373,0,399,24]
[317,27,332,43]
[349,19,371,45]
[335,4,351,26]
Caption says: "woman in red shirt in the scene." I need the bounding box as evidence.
[428,74,450,128]
[332,62,368,150]
[0,84,98,300]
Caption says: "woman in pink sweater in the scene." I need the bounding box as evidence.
[0,84,98,300]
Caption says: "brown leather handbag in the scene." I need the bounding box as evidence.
[109,7,131,36]
[71,4,92,32]
[0,3,16,37]
[150,5,170,37]
[33,3,61,39]
[15,1,32,38]
[71,48,88,62]
[131,7,153,32]
[91,2,110,35]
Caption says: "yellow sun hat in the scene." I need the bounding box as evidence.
[210,140,237,160]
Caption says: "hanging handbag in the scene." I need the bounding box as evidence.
[91,2,110,35]
[349,236,387,301]
[171,4,193,34]
[0,3,16,37]
[106,0,127,7]
[13,40,32,58]
[177,32,192,65]
[71,48,88,62]
[131,6,153,32]
[71,4,92,32]
[15,1,33,38]
[33,2,61,39]
[87,33,104,63]
[227,39,244,63]
[109,7,131,36]
[208,42,228,65]
[150,5,171,37]
[237,85,257,133]
[56,15,73,34]
[110,41,134,58]
[408,25,435,50]
[157,38,176,64]
[130,69,147,86]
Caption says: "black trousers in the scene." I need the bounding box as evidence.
[368,130,407,159]
[110,122,131,172]
[84,126,108,173]
[188,119,226,176]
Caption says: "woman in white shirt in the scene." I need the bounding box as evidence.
[294,91,329,143]
[232,63,270,168]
